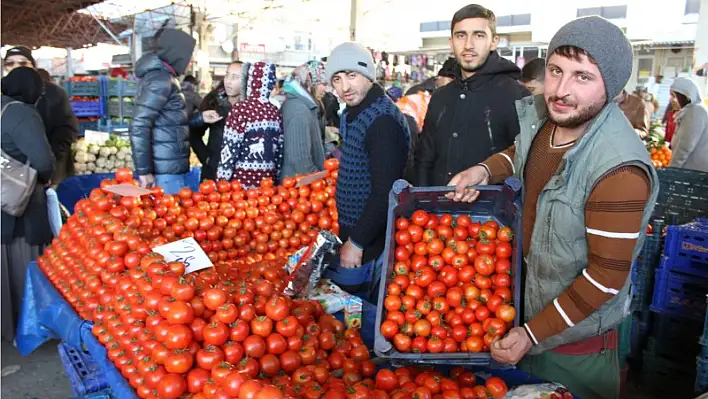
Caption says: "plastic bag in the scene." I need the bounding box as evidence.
[505,383,573,399]
[283,230,341,297]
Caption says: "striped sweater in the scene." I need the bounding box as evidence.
[483,122,650,344]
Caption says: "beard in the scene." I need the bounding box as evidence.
[546,95,606,128]
[456,51,490,74]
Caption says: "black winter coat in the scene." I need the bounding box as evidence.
[189,87,232,181]
[414,53,530,187]
[1,96,56,245]
[35,82,78,184]
[131,53,191,176]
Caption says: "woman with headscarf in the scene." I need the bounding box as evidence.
[1,67,56,342]
[669,77,708,172]
[279,61,328,181]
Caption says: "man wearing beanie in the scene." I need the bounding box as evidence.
[447,16,658,399]
[131,28,220,194]
[414,4,530,187]
[325,42,410,298]
[4,46,78,185]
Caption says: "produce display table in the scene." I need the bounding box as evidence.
[55,167,202,213]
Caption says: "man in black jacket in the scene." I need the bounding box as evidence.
[131,28,220,194]
[414,4,530,187]
[4,46,78,185]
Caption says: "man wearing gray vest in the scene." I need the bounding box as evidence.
[447,16,659,399]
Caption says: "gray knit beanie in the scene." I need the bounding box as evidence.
[325,42,375,83]
[547,16,632,100]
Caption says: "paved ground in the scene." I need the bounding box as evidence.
[1,340,73,399]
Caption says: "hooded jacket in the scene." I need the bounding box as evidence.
[130,28,196,176]
[180,80,202,119]
[414,52,530,186]
[669,77,708,172]
[279,78,326,180]
[216,62,284,188]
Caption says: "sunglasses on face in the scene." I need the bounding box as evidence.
[5,60,32,68]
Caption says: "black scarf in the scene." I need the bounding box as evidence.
[1,67,43,104]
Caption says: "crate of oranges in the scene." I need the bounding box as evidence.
[650,145,672,168]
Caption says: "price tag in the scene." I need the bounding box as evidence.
[296,171,328,188]
[103,183,153,197]
[84,130,110,144]
[152,237,213,274]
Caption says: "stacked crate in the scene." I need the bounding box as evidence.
[105,77,137,131]
[67,78,104,136]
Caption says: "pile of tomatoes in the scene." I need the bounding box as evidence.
[372,367,509,399]
[380,210,517,354]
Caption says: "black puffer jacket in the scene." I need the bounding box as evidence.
[414,52,530,186]
[130,28,196,176]
[35,82,78,184]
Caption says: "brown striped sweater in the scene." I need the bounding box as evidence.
[482,122,650,344]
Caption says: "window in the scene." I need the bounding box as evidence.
[420,20,451,32]
[497,14,531,27]
[685,0,700,14]
[577,5,627,19]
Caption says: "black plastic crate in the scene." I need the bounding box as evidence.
[642,346,696,398]
[654,167,708,226]
[646,310,702,363]
[374,178,522,366]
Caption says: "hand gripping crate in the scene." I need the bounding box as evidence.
[373,178,522,366]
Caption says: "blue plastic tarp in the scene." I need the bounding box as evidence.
[16,262,87,356]
[80,324,139,399]
[56,167,202,213]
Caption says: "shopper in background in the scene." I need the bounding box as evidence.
[669,77,708,172]
[415,4,530,187]
[1,67,56,342]
[616,89,650,138]
[447,16,658,399]
[216,62,284,188]
[131,28,221,194]
[520,58,546,95]
[190,61,245,181]
[280,61,328,181]
[662,91,680,143]
[435,57,458,89]
[325,42,410,297]
[181,75,202,118]
[4,46,77,185]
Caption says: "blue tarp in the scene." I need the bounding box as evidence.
[16,262,87,356]
[80,324,139,399]
[55,167,202,213]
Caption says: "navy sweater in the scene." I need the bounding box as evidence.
[336,84,410,263]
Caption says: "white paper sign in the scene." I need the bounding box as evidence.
[103,183,153,197]
[152,237,213,274]
[84,130,110,144]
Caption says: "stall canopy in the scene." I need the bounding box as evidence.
[1,0,126,48]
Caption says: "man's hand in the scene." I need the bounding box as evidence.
[340,240,363,268]
[445,165,490,202]
[490,327,533,365]
[139,174,155,189]
[202,110,223,124]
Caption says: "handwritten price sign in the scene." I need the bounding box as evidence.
[152,237,213,274]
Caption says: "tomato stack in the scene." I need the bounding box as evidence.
[372,367,510,399]
[380,210,517,354]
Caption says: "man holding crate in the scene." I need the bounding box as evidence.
[448,16,659,399]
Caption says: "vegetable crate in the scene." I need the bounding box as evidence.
[373,178,522,366]
[660,219,708,279]
[78,121,99,137]
[71,100,104,118]
[646,312,702,363]
[69,81,101,97]
[697,354,708,394]
[106,101,120,117]
[58,343,109,397]
[650,267,708,321]
[71,389,114,399]
[106,78,137,97]
[653,167,708,225]
[642,344,696,399]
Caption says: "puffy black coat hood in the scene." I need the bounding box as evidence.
[136,29,196,77]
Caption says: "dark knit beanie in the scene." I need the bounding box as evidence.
[547,16,632,100]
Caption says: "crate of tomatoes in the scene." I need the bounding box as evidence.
[374,178,522,365]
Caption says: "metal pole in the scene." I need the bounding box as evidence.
[90,14,123,46]
[349,0,357,41]
[66,48,74,78]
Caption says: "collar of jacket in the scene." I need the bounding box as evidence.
[161,60,177,76]
[346,84,385,123]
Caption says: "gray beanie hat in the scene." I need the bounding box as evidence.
[325,42,375,83]
[547,16,632,100]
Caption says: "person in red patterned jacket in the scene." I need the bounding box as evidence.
[216,62,284,188]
